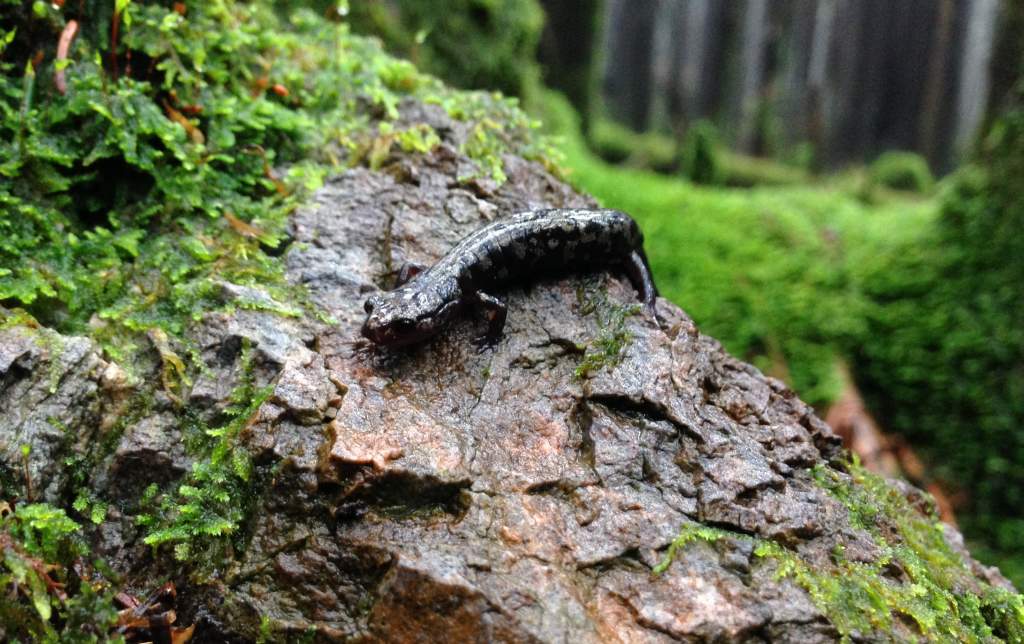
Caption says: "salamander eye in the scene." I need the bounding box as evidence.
[364,295,383,314]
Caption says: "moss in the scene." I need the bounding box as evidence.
[867,151,935,194]
[1,502,121,640]
[652,523,736,574]
[136,338,270,568]
[852,85,1024,585]
[573,281,639,380]
[345,0,545,100]
[585,114,811,188]
[588,116,678,170]
[654,461,1024,641]
[805,461,1024,641]
[679,120,723,185]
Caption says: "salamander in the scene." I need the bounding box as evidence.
[360,208,659,347]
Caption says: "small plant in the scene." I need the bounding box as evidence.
[680,120,724,185]
[651,460,1024,640]
[0,502,120,640]
[573,282,639,379]
[138,339,270,564]
[867,151,935,193]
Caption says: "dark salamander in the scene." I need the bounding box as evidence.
[361,208,658,347]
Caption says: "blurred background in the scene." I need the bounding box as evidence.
[340,0,1022,584]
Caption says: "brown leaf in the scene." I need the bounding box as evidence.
[171,624,196,644]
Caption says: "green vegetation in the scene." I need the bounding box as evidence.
[806,462,1023,641]
[137,340,271,565]
[656,461,1024,641]
[346,0,545,99]
[573,282,639,379]
[0,502,120,641]
[587,116,678,170]
[587,115,810,187]
[864,150,935,197]
[0,0,549,364]
[853,83,1024,586]
[3,0,1023,634]
[679,120,724,185]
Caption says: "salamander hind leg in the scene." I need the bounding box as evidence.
[473,290,508,350]
[623,250,659,320]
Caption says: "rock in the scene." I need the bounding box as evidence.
[191,106,1011,640]
[0,325,110,502]
[219,154,855,641]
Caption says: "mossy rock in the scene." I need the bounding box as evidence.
[2,2,1023,641]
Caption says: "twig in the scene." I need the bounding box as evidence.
[55,20,79,95]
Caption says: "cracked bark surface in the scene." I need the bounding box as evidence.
[0,102,1015,642]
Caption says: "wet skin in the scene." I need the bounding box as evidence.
[361,208,659,348]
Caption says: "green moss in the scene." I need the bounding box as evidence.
[797,461,1023,640]
[137,338,269,567]
[588,116,678,170]
[680,120,723,185]
[867,151,935,194]
[850,85,1024,586]
[1,503,120,641]
[1,0,552,372]
[652,523,736,574]
[345,0,545,99]
[586,115,810,187]
[573,282,639,380]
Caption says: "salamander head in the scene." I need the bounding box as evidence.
[361,286,456,347]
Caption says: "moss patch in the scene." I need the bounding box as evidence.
[136,339,270,567]
[573,281,639,380]
[0,502,120,641]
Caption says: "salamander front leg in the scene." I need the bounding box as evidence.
[473,290,508,349]
[624,250,659,319]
